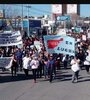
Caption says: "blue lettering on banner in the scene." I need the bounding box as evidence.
[57,47,75,53]
[66,41,73,45]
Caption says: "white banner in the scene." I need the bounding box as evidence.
[0,57,13,69]
[0,31,23,46]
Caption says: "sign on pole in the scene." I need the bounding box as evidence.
[57,15,70,21]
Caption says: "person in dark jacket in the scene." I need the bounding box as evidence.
[15,48,23,71]
[11,54,18,77]
[76,49,85,69]
[47,54,56,83]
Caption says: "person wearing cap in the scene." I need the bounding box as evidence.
[30,56,39,83]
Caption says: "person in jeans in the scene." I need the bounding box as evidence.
[47,54,56,83]
[30,56,39,83]
[70,56,80,83]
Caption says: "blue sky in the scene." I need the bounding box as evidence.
[80,4,90,17]
[0,4,90,17]
[28,4,90,17]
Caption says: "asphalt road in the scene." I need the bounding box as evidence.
[0,68,90,100]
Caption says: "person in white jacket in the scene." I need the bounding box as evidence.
[23,54,31,76]
[70,56,80,83]
[30,56,39,83]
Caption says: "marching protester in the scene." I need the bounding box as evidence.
[70,56,80,83]
[11,53,18,77]
[86,45,90,56]
[22,53,31,76]
[15,48,23,71]
[84,52,90,74]
[76,49,85,69]
[55,57,61,70]
[37,54,44,78]
[30,56,39,83]
[43,55,49,79]
[47,54,56,83]
[63,55,69,69]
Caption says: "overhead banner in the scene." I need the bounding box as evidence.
[0,31,23,46]
[0,57,13,69]
[44,35,75,56]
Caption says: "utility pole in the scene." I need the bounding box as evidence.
[27,5,29,37]
[25,5,31,37]
[21,4,23,31]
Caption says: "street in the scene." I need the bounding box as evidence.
[0,68,90,100]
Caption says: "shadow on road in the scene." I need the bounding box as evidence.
[0,73,33,83]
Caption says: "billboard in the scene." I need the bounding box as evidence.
[29,20,41,28]
[52,4,62,14]
[67,4,77,14]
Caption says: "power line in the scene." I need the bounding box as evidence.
[23,9,49,16]
[24,5,52,14]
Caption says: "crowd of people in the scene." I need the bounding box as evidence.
[0,27,90,84]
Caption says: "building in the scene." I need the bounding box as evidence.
[52,4,80,24]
